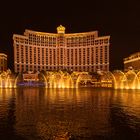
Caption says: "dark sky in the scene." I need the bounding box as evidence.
[0,0,140,71]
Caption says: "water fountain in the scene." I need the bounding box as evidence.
[42,71,92,88]
[0,69,17,88]
[112,70,140,89]
[100,70,140,89]
[44,71,74,88]
[1,69,140,89]
[100,71,114,88]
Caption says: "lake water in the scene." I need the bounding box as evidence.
[0,88,140,140]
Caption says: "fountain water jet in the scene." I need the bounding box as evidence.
[44,71,75,88]
[43,71,92,88]
[111,70,140,89]
[0,70,17,88]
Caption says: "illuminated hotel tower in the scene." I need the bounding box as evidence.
[0,53,7,72]
[13,25,110,73]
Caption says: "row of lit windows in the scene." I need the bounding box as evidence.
[28,34,95,41]
[0,57,7,60]
[15,40,109,47]
[15,45,108,54]
[16,65,108,72]
[16,55,108,64]
[0,60,7,65]
[14,35,109,47]
[15,45,108,64]
[17,59,108,65]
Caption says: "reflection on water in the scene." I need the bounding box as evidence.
[0,88,140,139]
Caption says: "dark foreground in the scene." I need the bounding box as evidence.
[0,88,140,140]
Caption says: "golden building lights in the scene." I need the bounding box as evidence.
[13,25,110,73]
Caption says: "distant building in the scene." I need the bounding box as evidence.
[13,25,110,73]
[0,53,7,72]
[124,52,140,71]
[23,71,39,81]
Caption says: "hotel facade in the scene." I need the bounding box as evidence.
[13,25,110,73]
[124,52,140,71]
[0,53,7,72]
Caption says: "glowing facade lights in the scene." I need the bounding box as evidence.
[13,25,110,73]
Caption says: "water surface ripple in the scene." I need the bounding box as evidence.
[0,88,140,140]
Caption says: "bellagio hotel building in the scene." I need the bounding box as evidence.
[13,25,110,73]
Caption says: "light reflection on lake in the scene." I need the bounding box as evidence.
[0,88,140,140]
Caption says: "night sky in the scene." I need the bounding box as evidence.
[0,0,140,71]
